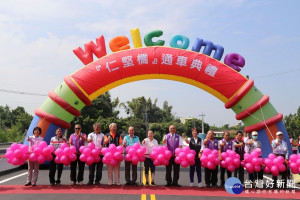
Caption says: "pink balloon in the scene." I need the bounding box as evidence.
[175,148,183,155]
[221,160,227,168]
[94,156,101,163]
[296,159,300,167]
[116,146,124,153]
[233,158,240,166]
[277,156,284,164]
[200,155,208,163]
[268,153,276,160]
[278,164,286,172]
[214,158,220,165]
[227,164,235,172]
[102,156,109,164]
[48,145,55,153]
[124,154,132,162]
[10,143,20,151]
[264,158,272,167]
[245,163,254,173]
[132,155,139,164]
[91,149,99,157]
[42,147,51,156]
[229,151,236,158]
[87,142,95,149]
[157,154,165,162]
[153,159,161,166]
[55,148,64,157]
[207,161,216,170]
[79,146,86,154]
[254,165,261,172]
[101,147,109,155]
[271,166,279,176]
[86,156,94,165]
[163,160,169,166]
[251,158,259,166]
[29,153,37,162]
[131,159,139,165]
[250,151,258,158]
[221,152,227,160]
[235,154,240,160]
[128,148,136,156]
[61,143,69,150]
[289,162,297,171]
[186,153,194,162]
[83,148,91,156]
[289,154,298,163]
[39,141,48,149]
[113,152,122,160]
[37,155,46,164]
[212,150,218,157]
[69,154,77,162]
[225,157,233,165]
[63,147,72,157]
[109,144,117,151]
[11,157,20,166]
[164,150,172,159]
[201,162,207,168]
[79,154,87,162]
[150,151,158,160]
[105,152,113,161]
[181,160,189,168]
[133,143,140,150]
[45,154,53,161]
[14,149,23,158]
[20,145,29,154]
[5,151,14,159]
[208,154,215,161]
[182,146,190,153]
[178,152,186,161]
[54,156,61,164]
[264,166,271,173]
[174,157,181,164]
[136,149,144,157]
[33,147,42,155]
[139,155,146,162]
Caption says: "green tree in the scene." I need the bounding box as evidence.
[184,118,210,137]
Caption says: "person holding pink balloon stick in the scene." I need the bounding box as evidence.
[104,123,122,185]
[219,131,234,187]
[87,123,105,185]
[233,131,245,185]
[271,131,288,188]
[123,126,140,185]
[49,128,67,186]
[25,126,43,186]
[203,130,219,187]
[69,124,86,185]
[163,125,183,187]
[142,130,158,186]
[186,128,204,187]
[245,131,263,184]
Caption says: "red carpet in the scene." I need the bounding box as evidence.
[0,185,299,199]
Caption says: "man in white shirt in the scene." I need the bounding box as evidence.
[87,123,104,185]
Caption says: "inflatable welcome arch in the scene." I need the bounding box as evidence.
[24,28,292,158]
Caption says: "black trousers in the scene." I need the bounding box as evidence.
[220,167,232,185]
[49,155,63,184]
[89,156,103,183]
[125,161,137,183]
[234,165,244,184]
[165,157,180,184]
[205,166,218,186]
[70,155,85,183]
[249,168,263,182]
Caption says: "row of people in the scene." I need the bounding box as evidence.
[25,124,289,187]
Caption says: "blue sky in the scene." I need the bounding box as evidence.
[0,0,300,127]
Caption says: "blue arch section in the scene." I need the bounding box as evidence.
[257,129,272,158]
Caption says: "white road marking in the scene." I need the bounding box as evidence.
[0,172,27,184]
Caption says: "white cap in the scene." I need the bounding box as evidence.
[276,131,283,136]
[252,131,258,136]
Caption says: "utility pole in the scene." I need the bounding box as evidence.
[143,106,149,136]
[199,113,205,133]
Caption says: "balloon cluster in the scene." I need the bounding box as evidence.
[243,148,263,173]
[150,146,172,166]
[263,153,286,176]
[101,144,124,166]
[174,147,197,168]
[288,154,300,174]
[54,143,77,166]
[200,148,220,170]
[6,143,30,165]
[28,141,55,164]
[124,143,146,165]
[220,149,241,172]
[78,143,102,166]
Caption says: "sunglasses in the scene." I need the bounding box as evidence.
[75,128,81,130]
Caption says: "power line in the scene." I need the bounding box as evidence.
[252,68,300,80]
[0,89,47,96]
